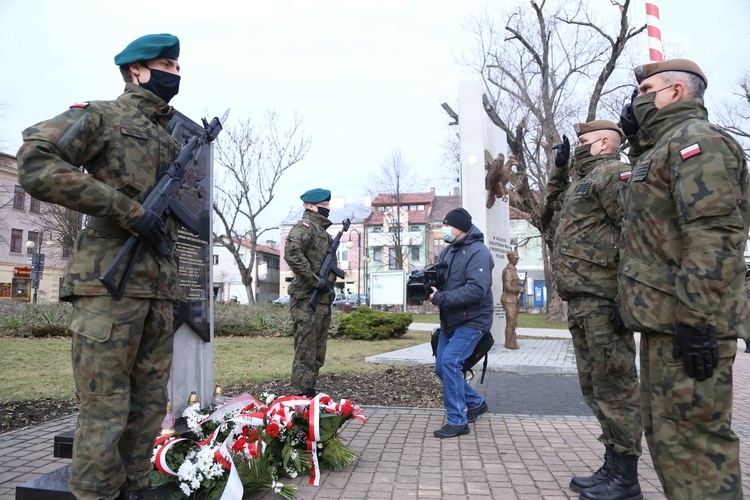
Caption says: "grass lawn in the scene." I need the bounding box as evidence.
[1,310,566,402]
[0,330,432,402]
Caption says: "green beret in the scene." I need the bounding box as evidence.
[300,188,331,204]
[574,120,623,138]
[634,58,708,88]
[114,34,180,66]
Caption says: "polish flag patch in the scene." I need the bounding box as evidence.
[680,143,702,161]
[301,222,309,228]
[620,171,632,181]
[69,102,89,109]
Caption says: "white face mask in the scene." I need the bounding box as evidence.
[441,226,455,243]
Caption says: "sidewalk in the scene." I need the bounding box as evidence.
[2,330,749,499]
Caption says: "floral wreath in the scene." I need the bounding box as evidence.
[150,392,366,499]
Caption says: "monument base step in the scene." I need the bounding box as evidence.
[16,464,181,499]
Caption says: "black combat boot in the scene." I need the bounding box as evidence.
[579,453,642,500]
[569,446,613,492]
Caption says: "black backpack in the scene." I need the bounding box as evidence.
[431,327,494,384]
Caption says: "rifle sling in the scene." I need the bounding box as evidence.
[86,216,131,240]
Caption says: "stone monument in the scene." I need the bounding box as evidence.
[458,81,511,344]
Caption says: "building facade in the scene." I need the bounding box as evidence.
[0,153,66,302]
[212,238,280,304]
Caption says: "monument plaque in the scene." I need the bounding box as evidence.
[168,111,213,342]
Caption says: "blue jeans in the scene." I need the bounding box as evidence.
[435,326,485,425]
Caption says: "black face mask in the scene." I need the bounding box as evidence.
[317,206,330,218]
[139,68,180,103]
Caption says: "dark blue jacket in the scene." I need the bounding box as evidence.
[431,225,494,335]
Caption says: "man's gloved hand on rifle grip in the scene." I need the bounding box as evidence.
[316,277,331,293]
[672,322,719,381]
[551,134,570,169]
[619,87,640,137]
[129,209,170,257]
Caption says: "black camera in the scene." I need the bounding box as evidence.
[406,263,445,302]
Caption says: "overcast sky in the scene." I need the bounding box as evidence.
[1,0,748,236]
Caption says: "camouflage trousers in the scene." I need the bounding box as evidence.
[290,296,331,393]
[68,296,174,499]
[567,296,642,456]
[640,331,743,499]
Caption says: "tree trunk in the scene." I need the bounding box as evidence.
[245,283,256,305]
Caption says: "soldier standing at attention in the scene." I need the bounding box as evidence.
[618,59,748,499]
[544,120,642,500]
[284,188,336,398]
[500,251,524,349]
[17,34,182,500]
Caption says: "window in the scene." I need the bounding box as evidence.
[411,246,420,261]
[13,186,25,210]
[30,198,41,213]
[27,231,39,254]
[10,229,22,253]
[336,248,349,262]
[388,225,401,233]
[433,238,445,262]
[377,206,386,212]
[213,254,219,265]
[409,225,420,232]
[373,247,382,261]
[62,244,71,259]
[372,227,382,233]
[389,248,397,269]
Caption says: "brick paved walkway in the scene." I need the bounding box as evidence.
[3,336,750,499]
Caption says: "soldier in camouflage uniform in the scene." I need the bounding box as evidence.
[618,59,747,499]
[545,120,642,500]
[284,188,336,397]
[17,34,183,500]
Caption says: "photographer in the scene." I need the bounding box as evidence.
[429,208,494,438]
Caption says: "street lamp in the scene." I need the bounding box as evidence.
[25,231,44,304]
[346,229,363,306]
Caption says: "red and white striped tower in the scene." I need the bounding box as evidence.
[645,0,664,61]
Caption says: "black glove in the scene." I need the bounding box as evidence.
[609,303,627,336]
[672,322,719,381]
[130,210,169,256]
[316,277,330,293]
[551,135,570,169]
[540,203,554,229]
[619,87,639,137]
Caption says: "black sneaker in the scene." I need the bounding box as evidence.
[433,424,470,438]
[467,401,489,423]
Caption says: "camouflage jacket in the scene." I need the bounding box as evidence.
[17,83,182,301]
[284,210,334,304]
[618,98,750,337]
[548,152,631,301]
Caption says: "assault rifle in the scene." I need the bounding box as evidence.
[99,109,230,300]
[309,218,351,311]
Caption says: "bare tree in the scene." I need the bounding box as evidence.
[367,149,425,271]
[463,0,644,319]
[213,111,311,304]
[717,71,750,154]
[25,202,81,265]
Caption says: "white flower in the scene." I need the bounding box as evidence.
[180,483,192,496]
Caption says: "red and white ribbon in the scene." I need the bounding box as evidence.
[645,1,664,61]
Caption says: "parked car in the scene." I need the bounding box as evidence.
[331,293,368,311]
[273,295,290,305]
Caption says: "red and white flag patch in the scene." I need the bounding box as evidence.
[69,102,89,109]
[680,143,702,161]
[620,171,632,181]
[301,222,309,228]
